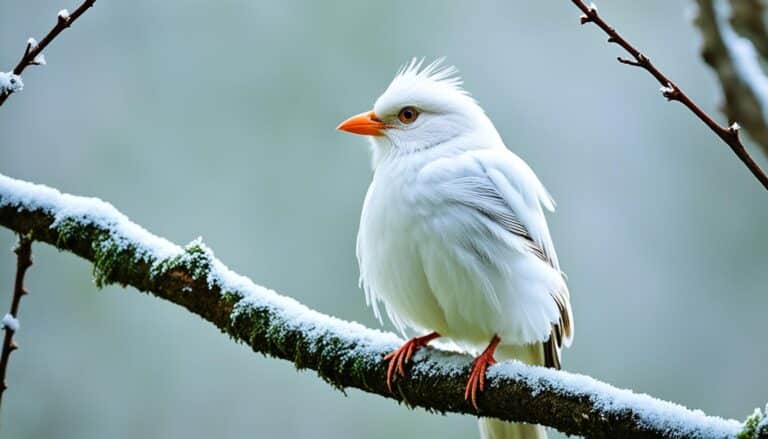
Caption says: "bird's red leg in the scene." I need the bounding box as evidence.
[464,335,501,410]
[382,331,440,392]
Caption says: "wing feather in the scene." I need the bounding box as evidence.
[420,147,573,366]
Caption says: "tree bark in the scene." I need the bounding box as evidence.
[694,0,768,157]
[0,173,754,439]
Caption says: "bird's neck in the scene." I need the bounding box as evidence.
[369,131,503,172]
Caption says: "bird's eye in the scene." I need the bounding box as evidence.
[397,106,419,124]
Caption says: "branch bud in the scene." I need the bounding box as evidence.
[57,9,71,25]
[660,84,677,100]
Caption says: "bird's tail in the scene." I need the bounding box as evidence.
[478,343,547,439]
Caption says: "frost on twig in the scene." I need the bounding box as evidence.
[23,39,46,66]
[568,0,768,191]
[693,0,768,156]
[1,315,19,332]
[0,172,754,438]
[26,38,38,48]
[31,55,47,67]
[0,0,95,107]
[0,235,32,412]
[0,73,24,96]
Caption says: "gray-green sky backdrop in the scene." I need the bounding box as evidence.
[2,1,767,438]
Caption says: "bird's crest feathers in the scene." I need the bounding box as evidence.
[393,58,468,96]
[375,58,478,118]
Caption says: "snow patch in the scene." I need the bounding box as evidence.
[196,240,401,357]
[0,174,181,266]
[0,173,399,361]
[2,314,19,331]
[0,72,23,94]
[486,361,741,438]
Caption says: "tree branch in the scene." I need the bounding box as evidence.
[0,236,32,414]
[0,173,755,438]
[693,0,768,157]
[569,0,768,191]
[0,0,96,107]
[728,0,768,58]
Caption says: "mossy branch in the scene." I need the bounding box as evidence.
[0,173,758,438]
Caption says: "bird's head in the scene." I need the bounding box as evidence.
[337,59,500,167]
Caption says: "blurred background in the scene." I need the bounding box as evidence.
[1,1,767,438]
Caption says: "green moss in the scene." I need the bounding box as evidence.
[150,239,212,281]
[54,220,148,289]
[265,319,290,351]
[307,333,352,394]
[92,238,136,288]
[738,408,765,439]
[349,354,372,380]
[292,339,306,370]
[180,242,212,280]
[55,218,88,248]
[221,291,239,304]
[230,304,273,351]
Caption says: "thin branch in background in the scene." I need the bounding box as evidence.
[694,0,768,157]
[0,236,32,414]
[728,0,768,58]
[0,0,96,107]
[569,0,768,191]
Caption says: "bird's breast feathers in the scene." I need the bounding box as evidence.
[357,147,572,349]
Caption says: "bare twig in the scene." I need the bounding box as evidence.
[570,0,768,191]
[0,236,32,414]
[0,0,96,107]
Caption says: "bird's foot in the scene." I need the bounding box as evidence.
[383,331,440,392]
[464,335,501,411]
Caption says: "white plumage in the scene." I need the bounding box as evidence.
[339,59,573,439]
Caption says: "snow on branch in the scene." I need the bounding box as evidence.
[0,172,757,438]
[0,0,95,107]
[569,0,768,191]
[693,0,768,157]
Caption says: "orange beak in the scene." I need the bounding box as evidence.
[336,110,386,136]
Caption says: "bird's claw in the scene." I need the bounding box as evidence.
[464,351,496,411]
[464,335,501,411]
[383,332,439,392]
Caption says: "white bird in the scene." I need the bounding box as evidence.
[337,59,573,439]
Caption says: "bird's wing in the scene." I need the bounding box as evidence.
[471,148,560,269]
[418,147,573,366]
